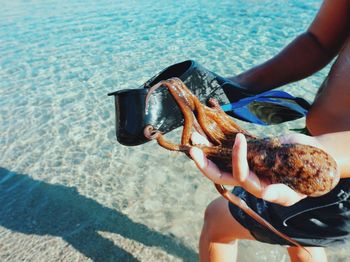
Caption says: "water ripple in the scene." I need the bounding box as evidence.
[2,0,346,261]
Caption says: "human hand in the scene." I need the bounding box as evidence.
[189,132,321,206]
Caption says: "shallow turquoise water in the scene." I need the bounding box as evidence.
[1,0,347,261]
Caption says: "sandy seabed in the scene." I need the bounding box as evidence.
[1,0,350,261]
[1,121,349,262]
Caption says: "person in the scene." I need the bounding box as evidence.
[189,1,350,261]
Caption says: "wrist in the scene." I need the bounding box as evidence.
[229,65,274,93]
[229,71,257,90]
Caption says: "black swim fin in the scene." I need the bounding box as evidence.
[108,60,310,146]
[108,60,242,146]
[221,90,310,125]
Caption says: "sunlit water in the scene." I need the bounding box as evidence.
[0,0,348,261]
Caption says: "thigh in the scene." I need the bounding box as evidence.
[307,37,350,135]
[204,197,255,242]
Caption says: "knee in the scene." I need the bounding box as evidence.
[288,248,311,262]
[201,200,233,242]
[201,201,221,240]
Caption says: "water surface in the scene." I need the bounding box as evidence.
[1,0,348,261]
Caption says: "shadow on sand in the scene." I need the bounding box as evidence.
[0,167,197,261]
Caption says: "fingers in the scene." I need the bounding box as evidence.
[190,133,261,189]
[190,132,306,206]
[232,133,249,183]
[262,184,307,206]
[233,134,306,205]
[190,147,239,185]
[190,133,263,191]
[232,134,264,197]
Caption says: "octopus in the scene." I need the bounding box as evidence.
[143,77,340,248]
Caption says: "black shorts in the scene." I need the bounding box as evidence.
[229,178,350,247]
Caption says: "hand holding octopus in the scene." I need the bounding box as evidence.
[143,77,340,248]
[190,131,324,206]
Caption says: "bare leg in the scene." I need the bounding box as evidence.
[288,246,327,262]
[307,37,350,135]
[199,197,255,262]
[200,197,327,262]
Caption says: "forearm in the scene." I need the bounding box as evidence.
[315,131,350,178]
[231,32,337,93]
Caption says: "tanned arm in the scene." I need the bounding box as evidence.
[230,0,350,93]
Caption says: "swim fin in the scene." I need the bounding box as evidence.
[221,90,310,125]
[108,60,310,146]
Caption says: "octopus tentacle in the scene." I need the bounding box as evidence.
[145,81,164,113]
[144,125,190,152]
[207,98,251,136]
[145,79,195,147]
[192,116,207,138]
[143,78,339,252]
[215,184,304,249]
[166,81,194,145]
[193,98,226,145]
